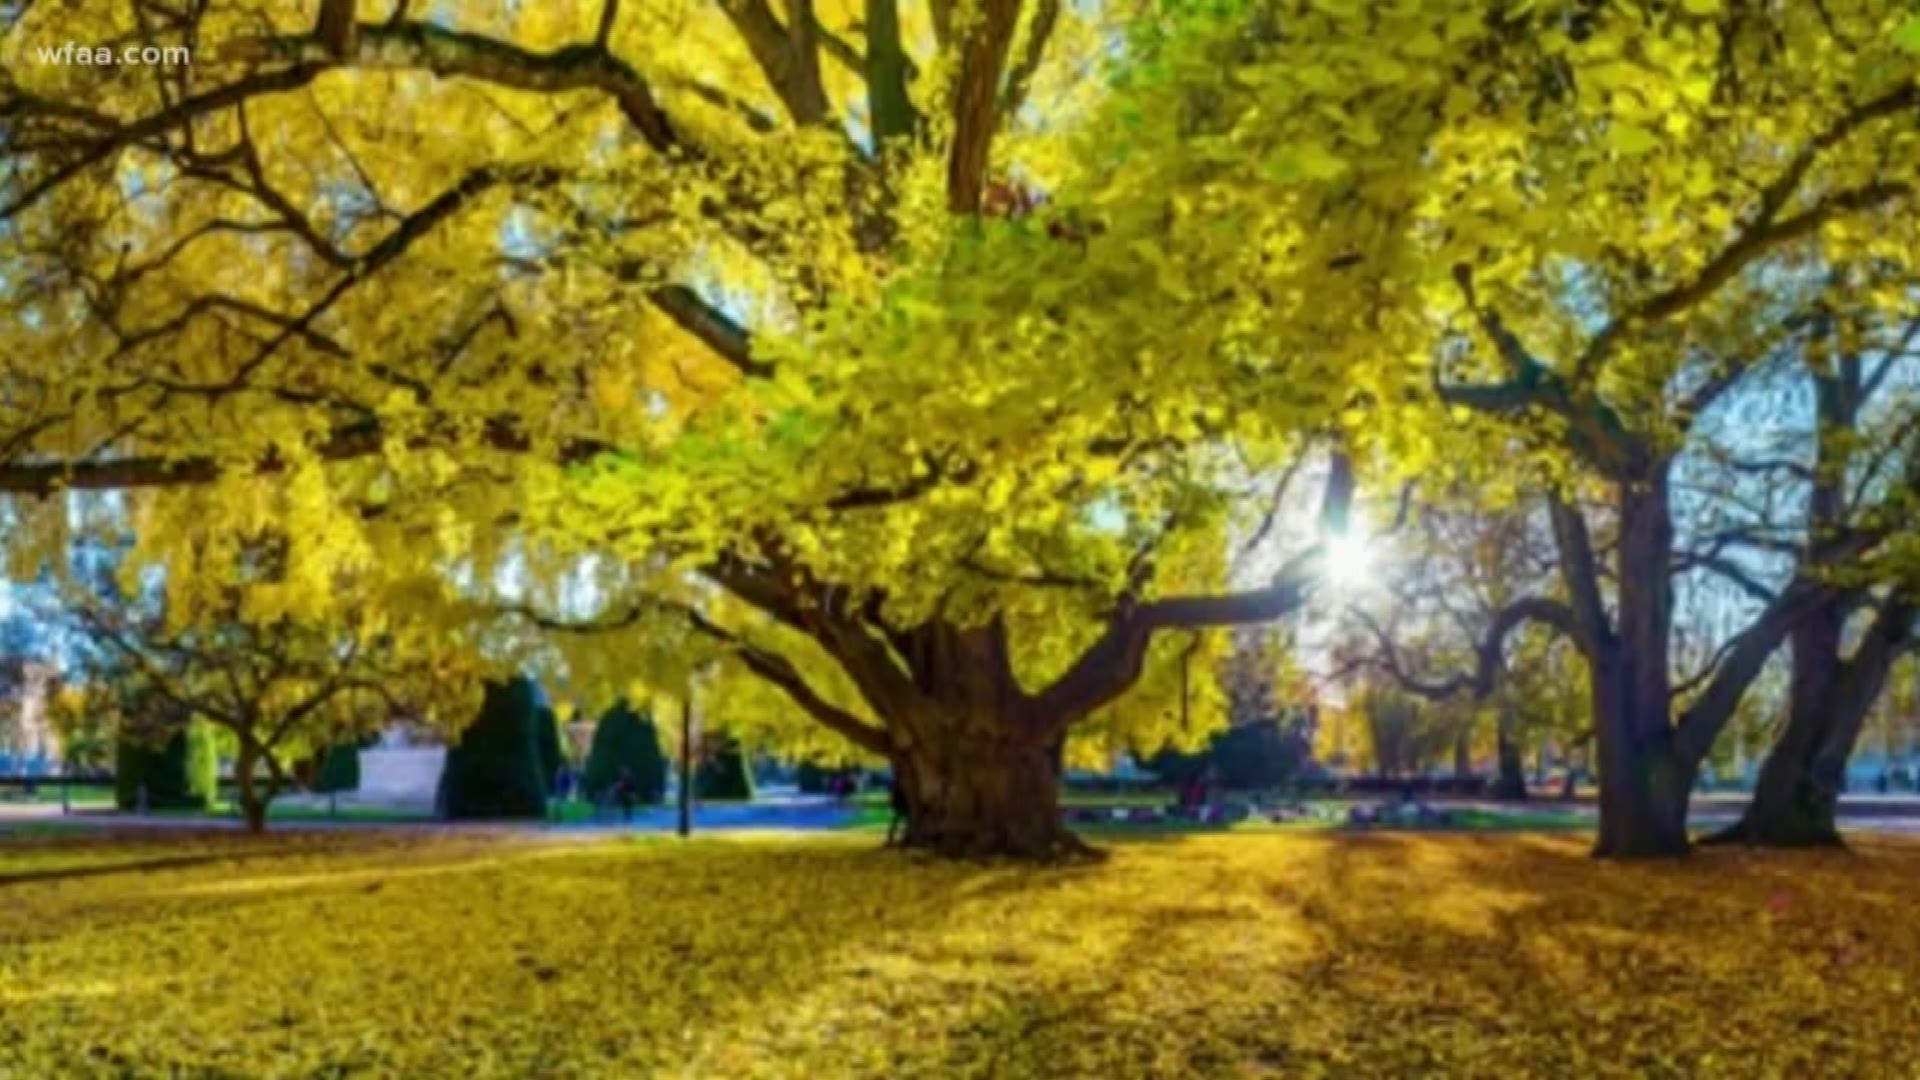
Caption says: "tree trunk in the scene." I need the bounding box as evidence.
[892,719,1089,861]
[235,740,269,835]
[1714,599,1913,848]
[1591,733,1693,857]
[1494,724,1528,801]
[1589,654,1695,857]
[1588,481,1695,859]
[1715,603,1843,847]
[1717,728,1843,847]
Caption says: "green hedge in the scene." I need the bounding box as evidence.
[582,702,667,804]
[437,677,549,820]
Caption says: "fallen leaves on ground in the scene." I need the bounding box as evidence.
[3,830,1918,1079]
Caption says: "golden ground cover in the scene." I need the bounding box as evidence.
[3,830,1918,1079]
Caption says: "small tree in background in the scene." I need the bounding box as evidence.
[439,678,549,820]
[47,683,117,773]
[314,741,362,795]
[582,702,668,805]
[696,734,754,801]
[1358,688,1459,781]
[64,576,474,832]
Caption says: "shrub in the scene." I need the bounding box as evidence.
[581,702,668,804]
[1148,719,1307,793]
[696,736,754,801]
[315,743,360,794]
[1212,719,1305,790]
[437,677,548,820]
[114,716,215,811]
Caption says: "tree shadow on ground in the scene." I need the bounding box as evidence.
[890,832,1920,1078]
[9,830,1920,1078]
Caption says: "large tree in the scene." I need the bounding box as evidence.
[1418,3,1920,856]
[1,0,1478,857]
[1702,313,1920,846]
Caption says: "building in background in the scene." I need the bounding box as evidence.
[0,658,59,773]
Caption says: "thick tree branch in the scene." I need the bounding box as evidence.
[731,643,891,755]
[510,590,889,755]
[1026,453,1355,727]
[229,19,682,151]
[1675,576,1835,765]
[650,286,769,378]
[864,0,919,144]
[1,65,327,220]
[946,0,1022,212]
[0,417,609,497]
[718,0,831,126]
[1676,553,1780,603]
[1546,493,1611,655]
[1354,596,1577,702]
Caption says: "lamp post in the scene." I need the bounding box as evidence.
[678,689,694,839]
[677,661,717,838]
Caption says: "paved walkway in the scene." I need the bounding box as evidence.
[7,795,1920,836]
[0,795,869,834]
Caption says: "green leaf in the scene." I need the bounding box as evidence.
[1607,123,1661,155]
[1894,15,1920,55]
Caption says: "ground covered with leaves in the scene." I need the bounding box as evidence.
[3,830,1917,1078]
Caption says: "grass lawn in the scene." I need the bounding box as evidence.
[5,832,1917,1078]
[0,783,116,808]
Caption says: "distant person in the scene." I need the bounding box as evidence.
[554,764,572,801]
[1179,770,1205,813]
[613,767,637,823]
[887,776,910,845]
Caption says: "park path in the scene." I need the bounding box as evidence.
[0,793,864,835]
[8,794,1920,836]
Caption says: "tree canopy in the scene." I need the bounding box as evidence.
[4,0,1920,857]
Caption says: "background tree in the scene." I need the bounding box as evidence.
[314,738,363,795]
[55,525,480,831]
[1146,628,1307,792]
[1352,686,1460,782]
[45,682,115,773]
[580,699,668,804]
[439,677,550,820]
[694,732,754,801]
[1418,4,1920,855]
[114,709,217,812]
[1696,313,1920,845]
[1349,498,1568,799]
